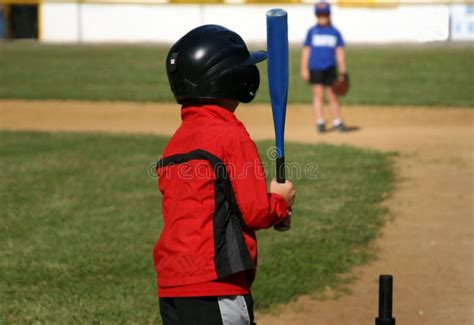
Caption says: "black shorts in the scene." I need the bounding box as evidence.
[159,295,255,325]
[310,67,337,86]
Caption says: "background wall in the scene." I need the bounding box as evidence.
[40,1,473,43]
[450,4,474,41]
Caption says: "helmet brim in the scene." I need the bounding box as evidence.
[243,50,267,66]
[315,10,331,15]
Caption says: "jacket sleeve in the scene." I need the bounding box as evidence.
[225,137,289,230]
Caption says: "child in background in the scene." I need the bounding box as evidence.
[154,25,296,325]
[301,1,348,133]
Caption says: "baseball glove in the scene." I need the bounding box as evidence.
[332,73,350,96]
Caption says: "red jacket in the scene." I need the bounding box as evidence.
[154,104,288,296]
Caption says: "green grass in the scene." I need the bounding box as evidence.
[0,42,472,106]
[0,131,394,322]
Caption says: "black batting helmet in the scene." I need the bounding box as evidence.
[166,25,267,104]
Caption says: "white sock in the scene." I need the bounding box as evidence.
[317,119,325,125]
[333,119,342,127]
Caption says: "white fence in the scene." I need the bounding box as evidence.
[40,2,474,43]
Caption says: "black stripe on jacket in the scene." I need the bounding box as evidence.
[157,149,255,279]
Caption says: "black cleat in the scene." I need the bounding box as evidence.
[335,122,348,132]
[317,123,326,133]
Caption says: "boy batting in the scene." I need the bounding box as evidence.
[154,25,296,325]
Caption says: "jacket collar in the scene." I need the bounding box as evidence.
[181,104,241,125]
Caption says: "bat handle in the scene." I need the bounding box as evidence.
[273,156,291,231]
[276,156,285,184]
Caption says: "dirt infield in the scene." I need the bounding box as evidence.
[1,100,473,324]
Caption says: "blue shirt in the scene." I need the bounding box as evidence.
[304,24,345,70]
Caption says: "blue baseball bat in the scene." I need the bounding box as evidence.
[267,8,290,231]
[267,8,288,183]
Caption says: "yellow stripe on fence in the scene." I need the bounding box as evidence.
[337,0,399,7]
